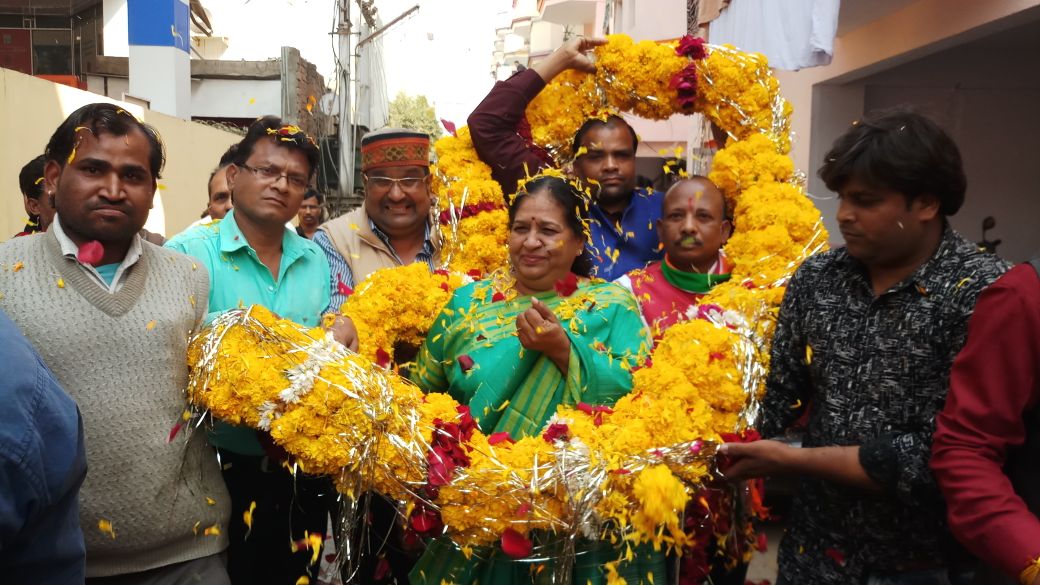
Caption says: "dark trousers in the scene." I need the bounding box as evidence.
[340,492,419,585]
[218,449,333,585]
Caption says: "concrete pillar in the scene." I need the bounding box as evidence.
[127,0,191,119]
[102,0,129,57]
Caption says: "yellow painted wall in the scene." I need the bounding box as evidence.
[0,67,241,238]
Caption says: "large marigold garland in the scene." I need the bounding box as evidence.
[186,33,831,581]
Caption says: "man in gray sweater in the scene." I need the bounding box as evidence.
[0,103,230,583]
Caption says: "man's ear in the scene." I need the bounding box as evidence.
[721,218,733,243]
[25,195,42,216]
[42,159,62,201]
[912,193,941,222]
[225,163,239,192]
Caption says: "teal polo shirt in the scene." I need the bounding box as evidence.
[166,209,331,455]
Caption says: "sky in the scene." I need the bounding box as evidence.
[203,0,511,127]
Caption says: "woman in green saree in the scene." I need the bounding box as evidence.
[408,175,663,585]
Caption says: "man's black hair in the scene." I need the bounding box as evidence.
[571,115,639,156]
[207,144,240,187]
[231,116,320,178]
[18,155,47,200]
[819,108,966,216]
[509,175,594,277]
[218,143,239,168]
[303,188,324,205]
[44,103,165,180]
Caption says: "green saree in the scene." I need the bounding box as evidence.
[408,278,666,585]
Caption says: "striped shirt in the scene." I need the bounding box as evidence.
[313,219,436,314]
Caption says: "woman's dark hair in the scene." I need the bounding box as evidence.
[571,115,639,156]
[819,108,966,216]
[44,103,165,180]
[509,175,594,277]
[232,116,320,178]
[19,155,46,200]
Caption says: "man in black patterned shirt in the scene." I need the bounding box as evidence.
[721,110,1008,585]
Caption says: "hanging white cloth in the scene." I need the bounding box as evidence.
[708,0,841,71]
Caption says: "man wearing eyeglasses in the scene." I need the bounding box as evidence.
[165,117,334,585]
[312,128,440,584]
[314,127,440,319]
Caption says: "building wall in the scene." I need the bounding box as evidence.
[860,42,1040,263]
[616,0,688,41]
[190,78,281,119]
[771,0,1040,252]
[1,67,240,238]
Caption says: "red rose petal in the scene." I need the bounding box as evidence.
[457,354,475,372]
[427,451,455,486]
[553,272,578,297]
[516,502,531,517]
[487,432,513,445]
[542,422,570,443]
[492,291,505,303]
[824,547,846,566]
[440,118,458,137]
[373,557,391,580]
[410,507,442,533]
[500,528,532,559]
[375,348,391,369]
[336,276,353,297]
[77,240,104,265]
[166,421,184,443]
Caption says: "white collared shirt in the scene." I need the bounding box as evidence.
[51,214,143,293]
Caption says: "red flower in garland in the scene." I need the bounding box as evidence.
[676,35,707,59]
[670,35,708,110]
[500,528,533,559]
[542,422,570,443]
[576,402,614,426]
[487,431,513,445]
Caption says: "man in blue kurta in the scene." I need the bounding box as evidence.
[165,117,332,585]
[468,37,664,280]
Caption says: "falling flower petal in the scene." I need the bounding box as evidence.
[243,500,256,537]
[375,348,391,369]
[824,547,846,566]
[146,320,157,331]
[553,273,578,297]
[57,278,65,288]
[203,524,221,536]
[457,354,475,373]
[98,519,116,539]
[440,118,457,137]
[12,261,24,272]
[296,577,310,585]
[500,528,532,559]
[336,276,353,297]
[167,421,185,443]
